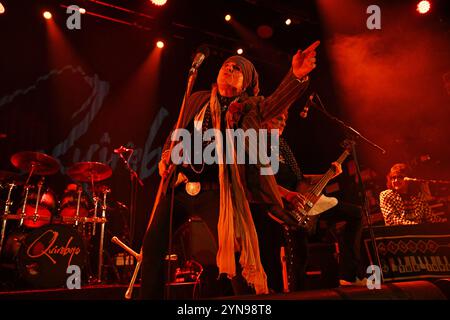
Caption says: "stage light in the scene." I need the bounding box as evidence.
[43,11,52,20]
[417,1,431,14]
[285,18,292,25]
[0,3,5,14]
[156,40,164,48]
[237,48,243,55]
[225,14,231,22]
[151,0,167,6]
[79,8,86,14]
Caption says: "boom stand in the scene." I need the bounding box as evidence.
[118,151,144,246]
[313,93,386,283]
[112,66,201,299]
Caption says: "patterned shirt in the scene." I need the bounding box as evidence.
[379,189,443,225]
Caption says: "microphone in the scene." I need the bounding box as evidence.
[300,93,315,118]
[114,146,133,154]
[190,45,210,72]
[403,177,420,182]
[404,177,450,184]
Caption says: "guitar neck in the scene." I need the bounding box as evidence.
[310,150,350,196]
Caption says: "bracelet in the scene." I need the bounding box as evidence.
[295,75,309,84]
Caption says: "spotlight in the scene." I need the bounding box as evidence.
[79,8,86,14]
[43,11,52,20]
[156,40,164,48]
[285,18,292,25]
[151,0,167,6]
[225,14,231,22]
[0,3,5,14]
[417,1,431,14]
[237,48,243,55]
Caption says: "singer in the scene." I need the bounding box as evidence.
[379,163,446,225]
[141,41,320,299]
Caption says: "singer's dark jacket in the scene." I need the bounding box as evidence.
[161,69,309,207]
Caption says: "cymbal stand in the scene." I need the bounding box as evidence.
[74,185,83,227]
[32,178,44,223]
[90,172,98,236]
[19,164,36,227]
[0,182,16,255]
[97,187,110,283]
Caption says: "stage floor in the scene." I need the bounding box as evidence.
[0,279,449,300]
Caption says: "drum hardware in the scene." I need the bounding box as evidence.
[97,186,110,283]
[9,151,60,229]
[18,184,31,227]
[0,182,17,255]
[31,178,44,224]
[74,185,83,227]
[66,161,112,283]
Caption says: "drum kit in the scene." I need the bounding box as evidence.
[0,151,117,289]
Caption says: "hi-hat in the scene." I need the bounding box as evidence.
[66,162,112,182]
[10,151,60,175]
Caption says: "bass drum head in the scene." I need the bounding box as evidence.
[17,224,87,289]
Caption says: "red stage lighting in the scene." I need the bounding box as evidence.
[417,1,431,14]
[225,14,231,22]
[151,0,167,6]
[237,48,243,55]
[156,40,164,48]
[285,18,292,26]
[43,11,52,20]
[79,8,86,14]
[0,3,5,14]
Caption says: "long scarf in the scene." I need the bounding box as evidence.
[209,86,268,295]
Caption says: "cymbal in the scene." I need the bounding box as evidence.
[0,170,23,183]
[66,162,112,182]
[10,151,60,175]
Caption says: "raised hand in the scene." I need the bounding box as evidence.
[292,40,320,79]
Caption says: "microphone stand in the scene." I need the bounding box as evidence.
[117,150,144,246]
[312,94,386,283]
[111,64,201,299]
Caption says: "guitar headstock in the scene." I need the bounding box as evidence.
[341,139,355,152]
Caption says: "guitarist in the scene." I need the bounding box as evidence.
[256,113,367,292]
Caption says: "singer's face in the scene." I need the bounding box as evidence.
[391,174,407,193]
[217,62,244,96]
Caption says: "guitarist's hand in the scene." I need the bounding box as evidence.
[158,159,170,178]
[331,161,343,179]
[285,191,306,210]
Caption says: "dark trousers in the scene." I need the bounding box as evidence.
[320,201,364,282]
[251,201,363,293]
[288,201,364,291]
[250,203,285,293]
[140,186,252,299]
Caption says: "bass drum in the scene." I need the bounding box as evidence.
[3,224,87,289]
